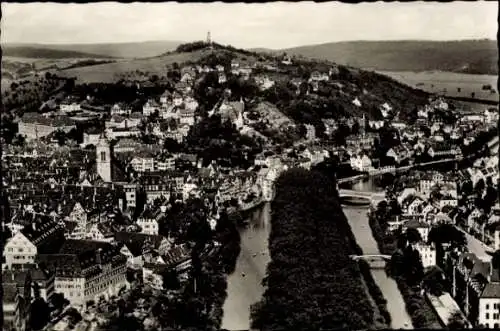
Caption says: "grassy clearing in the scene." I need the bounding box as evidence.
[56,50,211,83]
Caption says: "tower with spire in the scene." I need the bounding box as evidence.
[96,134,112,182]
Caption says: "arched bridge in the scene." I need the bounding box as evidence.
[350,254,392,261]
[350,254,391,269]
[338,189,386,205]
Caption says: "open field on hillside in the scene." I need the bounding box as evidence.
[380,71,498,102]
[55,50,210,83]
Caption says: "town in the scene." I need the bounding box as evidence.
[1,15,499,331]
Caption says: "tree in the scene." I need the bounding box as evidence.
[405,228,423,244]
[30,297,50,331]
[448,311,466,329]
[428,223,466,247]
[162,269,181,290]
[474,178,485,196]
[422,266,448,296]
[53,130,67,146]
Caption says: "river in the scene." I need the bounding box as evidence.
[343,178,413,329]
[221,202,271,331]
[221,178,412,330]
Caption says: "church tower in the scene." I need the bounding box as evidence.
[96,135,112,182]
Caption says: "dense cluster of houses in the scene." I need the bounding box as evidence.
[3,110,335,330]
[341,98,498,172]
[381,149,500,327]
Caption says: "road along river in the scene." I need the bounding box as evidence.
[343,178,413,329]
[221,202,271,331]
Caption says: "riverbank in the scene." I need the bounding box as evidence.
[221,203,271,330]
[251,169,381,330]
[368,209,442,329]
[343,207,413,329]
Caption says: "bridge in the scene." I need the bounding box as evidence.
[338,189,386,205]
[350,254,392,269]
[338,157,462,185]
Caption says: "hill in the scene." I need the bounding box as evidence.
[4,40,183,59]
[2,46,116,59]
[279,40,498,75]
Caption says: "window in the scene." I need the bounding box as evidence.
[495,314,499,320]
[487,313,490,319]
[100,151,106,162]
[495,324,499,329]
[496,304,498,309]
[487,304,490,310]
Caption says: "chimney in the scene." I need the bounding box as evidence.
[96,248,102,265]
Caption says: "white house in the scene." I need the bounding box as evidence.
[350,154,372,172]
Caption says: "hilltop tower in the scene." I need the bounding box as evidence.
[207,31,214,50]
[96,135,112,182]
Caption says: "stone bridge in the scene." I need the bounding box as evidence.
[338,189,386,205]
[349,254,392,269]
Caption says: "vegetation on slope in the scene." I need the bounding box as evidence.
[281,40,498,75]
[2,46,116,59]
[250,168,376,330]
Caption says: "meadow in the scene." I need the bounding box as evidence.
[379,71,498,103]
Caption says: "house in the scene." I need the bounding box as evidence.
[218,99,245,130]
[160,91,172,105]
[405,196,425,215]
[484,108,499,125]
[2,273,31,331]
[386,145,411,164]
[143,99,161,116]
[137,206,166,235]
[106,127,141,140]
[380,103,392,118]
[87,223,115,242]
[428,144,462,159]
[3,264,55,302]
[138,173,173,203]
[110,103,132,116]
[439,195,458,209]
[254,75,275,91]
[403,219,431,242]
[391,122,407,131]
[461,112,485,123]
[114,232,171,269]
[18,113,76,140]
[414,243,437,268]
[105,115,140,130]
[309,71,330,82]
[130,150,156,173]
[397,188,418,205]
[350,153,372,172]
[36,240,128,307]
[369,120,385,130]
[184,95,199,112]
[4,215,65,268]
[60,101,81,113]
[179,108,196,126]
[218,73,227,84]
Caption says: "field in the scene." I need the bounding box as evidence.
[380,71,498,103]
[55,50,210,83]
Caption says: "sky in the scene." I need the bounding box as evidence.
[1,1,498,49]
